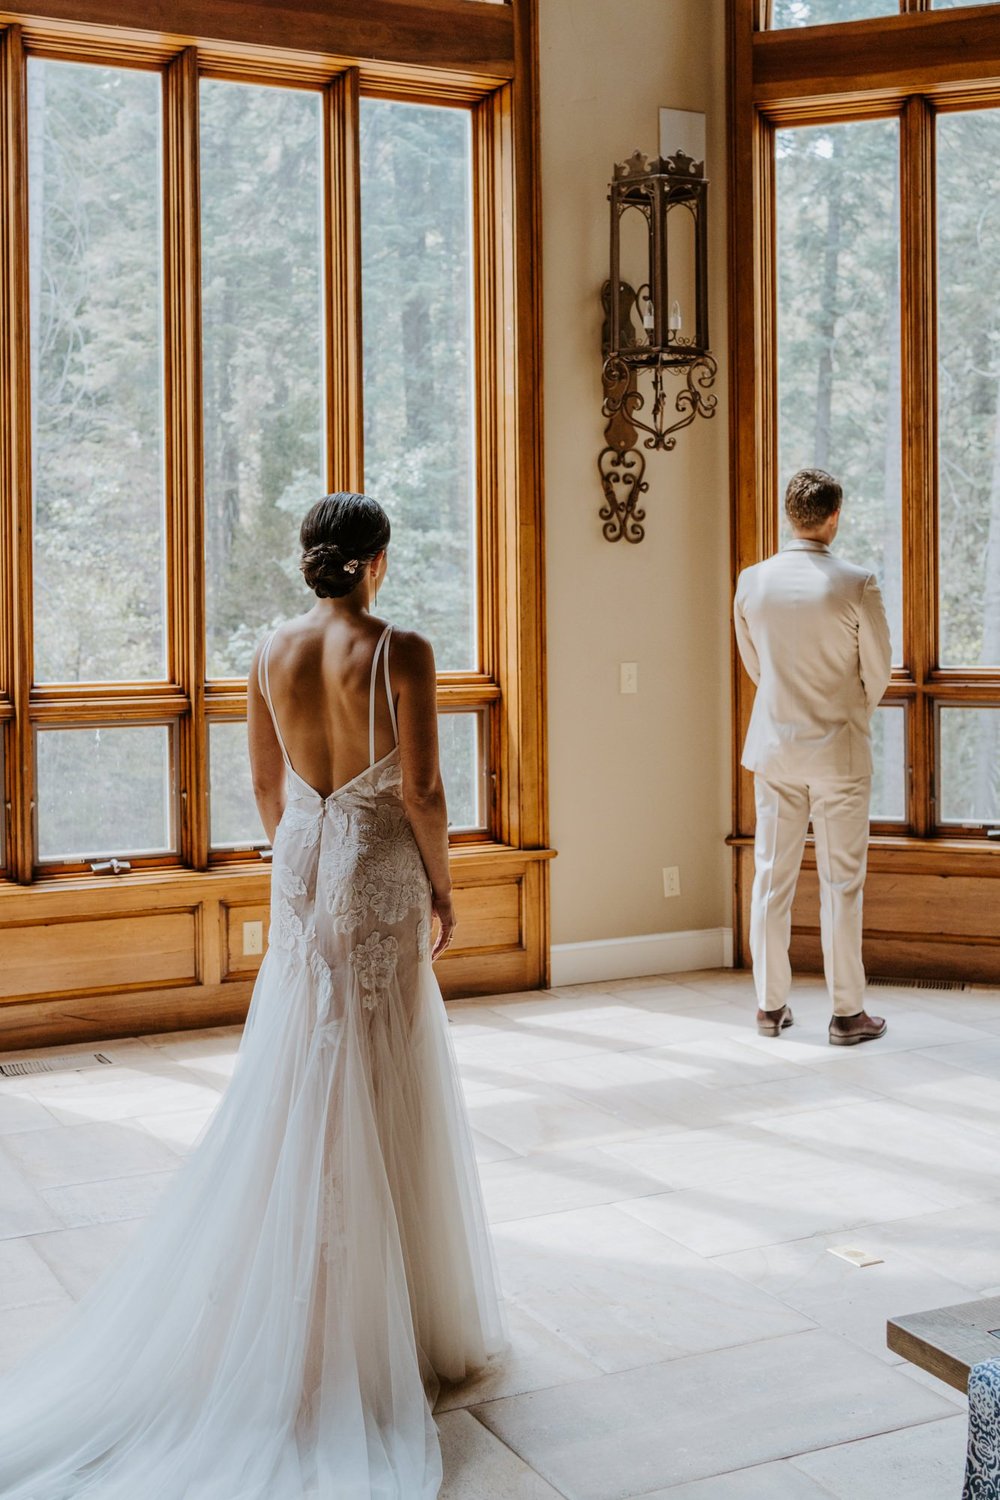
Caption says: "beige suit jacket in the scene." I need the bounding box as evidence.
[734,539,893,781]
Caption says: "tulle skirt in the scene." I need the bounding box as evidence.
[0,946,506,1499]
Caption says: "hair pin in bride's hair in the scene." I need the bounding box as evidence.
[343,558,360,574]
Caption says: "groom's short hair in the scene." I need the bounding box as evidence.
[785,469,843,530]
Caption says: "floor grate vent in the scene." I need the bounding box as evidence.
[868,976,968,992]
[0,1052,115,1078]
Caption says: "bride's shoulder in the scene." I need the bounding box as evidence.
[382,625,437,681]
[249,622,283,671]
[255,610,315,651]
[248,613,314,674]
[249,624,279,679]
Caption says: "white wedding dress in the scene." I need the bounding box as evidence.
[0,623,506,1499]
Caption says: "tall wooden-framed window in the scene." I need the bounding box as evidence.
[729,0,1000,980]
[0,0,548,1046]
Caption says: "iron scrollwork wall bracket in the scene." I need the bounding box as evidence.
[597,146,717,540]
[597,318,718,543]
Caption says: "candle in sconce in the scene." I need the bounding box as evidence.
[642,295,655,331]
[669,300,682,333]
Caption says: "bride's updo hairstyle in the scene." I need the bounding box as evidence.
[299,491,391,599]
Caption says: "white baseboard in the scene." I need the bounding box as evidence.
[550,927,734,988]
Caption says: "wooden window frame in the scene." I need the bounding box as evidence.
[728,0,1000,981]
[0,0,549,1045]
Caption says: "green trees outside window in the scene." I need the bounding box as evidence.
[775,109,1000,826]
[776,119,903,663]
[29,60,167,684]
[201,79,325,682]
[771,0,897,25]
[19,64,484,865]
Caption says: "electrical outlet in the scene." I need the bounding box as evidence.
[620,662,638,695]
[243,920,264,956]
[663,866,681,899]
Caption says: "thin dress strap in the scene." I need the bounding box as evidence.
[258,631,291,767]
[369,624,397,765]
[383,628,398,745]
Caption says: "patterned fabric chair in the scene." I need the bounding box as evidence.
[964,1359,1000,1499]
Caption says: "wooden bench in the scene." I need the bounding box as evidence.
[887,1296,1000,1393]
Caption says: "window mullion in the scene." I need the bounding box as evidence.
[900,95,936,835]
[0,26,33,884]
[325,67,364,493]
[164,47,208,870]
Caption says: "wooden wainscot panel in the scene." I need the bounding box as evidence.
[735,840,1000,983]
[451,874,523,953]
[224,870,527,987]
[0,982,254,1052]
[222,901,270,981]
[438,857,548,999]
[0,848,549,1046]
[0,907,197,1002]
[793,865,1000,943]
[788,856,1000,984]
[790,930,1000,986]
[437,872,525,999]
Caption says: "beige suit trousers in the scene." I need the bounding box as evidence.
[751,774,872,1017]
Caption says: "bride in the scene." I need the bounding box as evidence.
[0,491,506,1499]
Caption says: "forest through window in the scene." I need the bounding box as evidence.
[11,56,487,872]
[774,107,1000,829]
[770,0,1000,24]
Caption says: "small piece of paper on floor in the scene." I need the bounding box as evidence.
[827,1245,884,1268]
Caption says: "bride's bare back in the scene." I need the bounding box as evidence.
[249,610,454,961]
[252,611,402,800]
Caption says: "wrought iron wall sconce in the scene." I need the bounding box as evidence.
[598,149,718,543]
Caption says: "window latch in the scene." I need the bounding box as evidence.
[90,858,132,876]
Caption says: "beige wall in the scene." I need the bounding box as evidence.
[539,0,732,947]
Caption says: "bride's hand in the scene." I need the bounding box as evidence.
[431,893,456,961]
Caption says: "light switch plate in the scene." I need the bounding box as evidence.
[243,920,264,957]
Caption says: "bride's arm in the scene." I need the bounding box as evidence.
[248,641,287,845]
[393,630,455,959]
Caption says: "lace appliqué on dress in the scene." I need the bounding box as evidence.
[322,801,427,935]
[363,803,428,927]
[321,804,368,935]
[350,931,399,1010]
[373,758,403,795]
[271,864,307,953]
[279,797,324,850]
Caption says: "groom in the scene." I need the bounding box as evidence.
[734,468,893,1046]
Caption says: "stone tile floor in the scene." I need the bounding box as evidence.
[2,968,998,1498]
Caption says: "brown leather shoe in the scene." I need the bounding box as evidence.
[828,1010,887,1046]
[757,1004,794,1037]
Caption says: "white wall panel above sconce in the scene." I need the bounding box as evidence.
[659,107,706,170]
